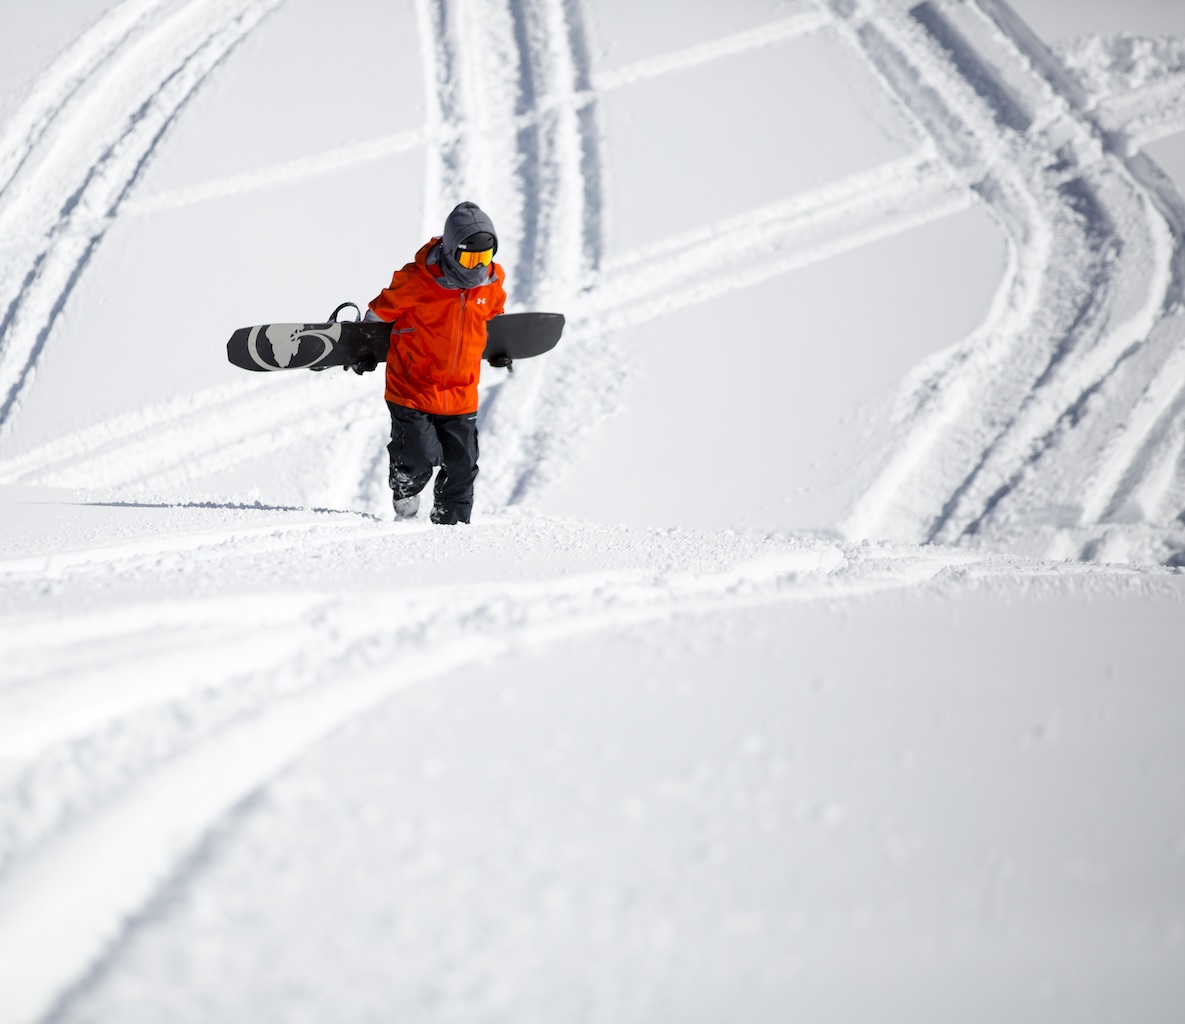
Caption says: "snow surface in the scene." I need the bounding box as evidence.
[0,1,1183,1021]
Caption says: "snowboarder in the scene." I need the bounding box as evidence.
[361,201,508,525]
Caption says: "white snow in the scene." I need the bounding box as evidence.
[0,1,1183,1021]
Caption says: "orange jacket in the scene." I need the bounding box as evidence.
[369,239,507,416]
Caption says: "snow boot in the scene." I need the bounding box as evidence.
[393,494,420,519]
[430,505,468,525]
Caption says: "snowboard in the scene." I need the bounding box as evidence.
[226,309,565,372]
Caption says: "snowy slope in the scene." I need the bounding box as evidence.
[0,1,1183,1021]
[1,491,1182,1024]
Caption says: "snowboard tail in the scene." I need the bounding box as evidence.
[226,312,564,372]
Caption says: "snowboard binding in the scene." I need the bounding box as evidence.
[328,301,362,324]
[308,302,377,373]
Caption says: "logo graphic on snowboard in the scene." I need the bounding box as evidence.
[247,323,342,369]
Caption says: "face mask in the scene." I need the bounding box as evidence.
[436,245,492,290]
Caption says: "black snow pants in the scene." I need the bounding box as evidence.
[386,400,479,524]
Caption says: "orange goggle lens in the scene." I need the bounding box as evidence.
[457,247,494,269]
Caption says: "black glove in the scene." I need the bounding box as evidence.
[488,354,513,371]
[346,349,379,375]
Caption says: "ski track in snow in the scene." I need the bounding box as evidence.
[2,2,1185,1018]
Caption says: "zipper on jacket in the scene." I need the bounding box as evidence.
[449,290,467,380]
[391,326,415,381]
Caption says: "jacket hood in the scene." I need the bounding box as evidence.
[433,201,498,290]
[442,201,497,255]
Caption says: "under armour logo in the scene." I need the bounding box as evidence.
[476,297,486,305]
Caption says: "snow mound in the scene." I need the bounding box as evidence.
[1058,34,1185,97]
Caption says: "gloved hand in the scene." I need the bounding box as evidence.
[346,349,379,375]
[488,355,513,371]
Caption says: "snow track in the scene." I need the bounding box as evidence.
[579,150,971,332]
[0,374,386,500]
[0,0,290,438]
[0,509,403,582]
[835,0,1185,565]
[1097,72,1185,153]
[407,0,613,506]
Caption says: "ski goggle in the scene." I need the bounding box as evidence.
[457,247,494,269]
